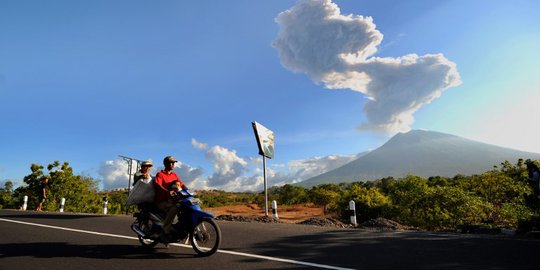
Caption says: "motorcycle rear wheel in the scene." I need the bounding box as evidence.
[190,218,221,256]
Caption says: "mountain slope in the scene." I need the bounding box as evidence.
[298,130,540,187]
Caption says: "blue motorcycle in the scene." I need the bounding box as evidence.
[131,189,221,256]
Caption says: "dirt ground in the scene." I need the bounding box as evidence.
[205,204,333,223]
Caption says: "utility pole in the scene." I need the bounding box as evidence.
[119,155,143,214]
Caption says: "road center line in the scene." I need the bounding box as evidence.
[0,218,356,270]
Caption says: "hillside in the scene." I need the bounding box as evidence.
[298,130,540,187]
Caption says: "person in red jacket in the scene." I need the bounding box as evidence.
[154,155,187,238]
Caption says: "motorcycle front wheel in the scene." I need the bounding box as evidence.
[190,217,221,256]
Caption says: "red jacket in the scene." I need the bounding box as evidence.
[154,170,185,204]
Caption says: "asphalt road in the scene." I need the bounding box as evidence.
[0,209,539,270]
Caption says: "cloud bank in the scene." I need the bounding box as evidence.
[192,138,357,191]
[191,139,262,191]
[98,140,361,191]
[286,154,360,181]
[273,0,461,133]
[98,158,205,191]
[98,159,132,190]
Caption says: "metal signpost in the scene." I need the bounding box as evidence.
[252,121,275,217]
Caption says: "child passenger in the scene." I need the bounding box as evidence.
[169,180,183,192]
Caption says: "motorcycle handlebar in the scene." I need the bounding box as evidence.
[174,188,196,198]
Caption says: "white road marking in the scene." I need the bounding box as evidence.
[0,218,356,270]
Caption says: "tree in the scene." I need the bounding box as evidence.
[454,168,533,228]
[388,175,429,208]
[427,176,449,187]
[373,176,395,194]
[272,184,309,205]
[44,162,101,212]
[420,186,491,230]
[460,170,531,206]
[499,159,529,183]
[338,183,390,222]
[101,190,129,215]
[18,163,46,210]
[309,185,341,213]
[3,181,13,193]
[0,181,17,209]
[19,161,101,213]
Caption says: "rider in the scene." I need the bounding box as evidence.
[133,160,154,210]
[154,156,187,239]
[133,160,153,186]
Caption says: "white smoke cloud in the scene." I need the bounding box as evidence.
[273,0,461,133]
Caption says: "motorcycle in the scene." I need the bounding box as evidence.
[130,189,221,256]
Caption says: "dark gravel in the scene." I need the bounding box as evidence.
[217,214,415,231]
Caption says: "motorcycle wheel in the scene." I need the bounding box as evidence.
[190,217,221,256]
[137,219,159,248]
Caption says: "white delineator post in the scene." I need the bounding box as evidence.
[22,195,28,211]
[272,200,278,220]
[349,200,357,226]
[102,198,108,215]
[59,198,66,212]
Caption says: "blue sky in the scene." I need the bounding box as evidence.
[1,0,539,191]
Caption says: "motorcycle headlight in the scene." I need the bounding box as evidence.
[188,197,201,205]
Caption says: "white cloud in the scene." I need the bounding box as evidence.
[191,138,208,150]
[172,161,205,187]
[99,158,205,191]
[273,0,461,133]
[285,154,359,182]
[190,140,272,191]
[217,175,264,192]
[98,159,132,190]
[265,153,362,187]
[192,138,361,191]
[97,143,364,192]
[0,178,24,190]
[205,145,250,188]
